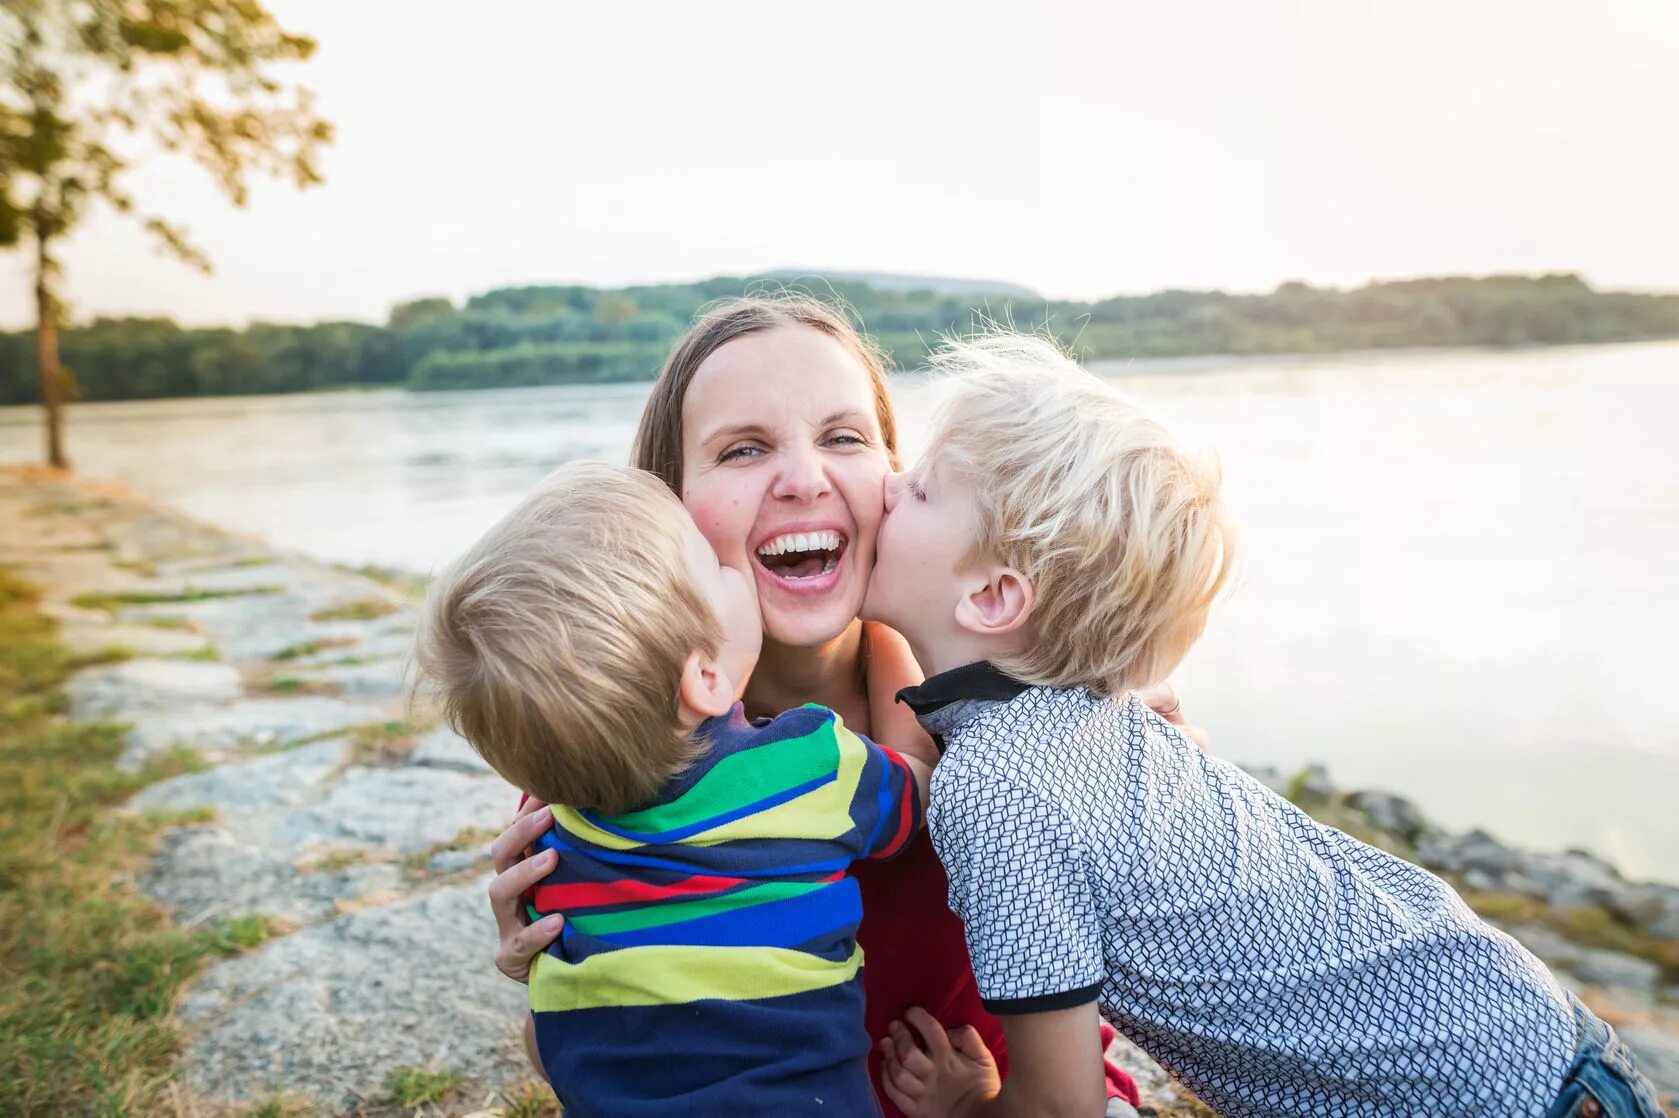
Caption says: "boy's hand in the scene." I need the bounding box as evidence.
[879,1007,1001,1117]
[488,797,564,983]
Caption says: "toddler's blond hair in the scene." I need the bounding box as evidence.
[411,461,721,812]
[924,332,1233,697]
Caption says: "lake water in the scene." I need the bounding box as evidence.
[4,341,1676,880]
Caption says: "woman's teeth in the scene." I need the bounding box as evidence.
[755,530,843,558]
[755,530,845,580]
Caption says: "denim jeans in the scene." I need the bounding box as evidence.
[1545,995,1669,1118]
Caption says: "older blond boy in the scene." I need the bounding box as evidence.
[864,335,1660,1118]
[413,461,930,1118]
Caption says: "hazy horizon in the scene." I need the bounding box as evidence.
[3,0,1677,329]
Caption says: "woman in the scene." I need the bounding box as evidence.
[486,294,1201,1115]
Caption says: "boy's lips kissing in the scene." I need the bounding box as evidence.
[753,527,849,592]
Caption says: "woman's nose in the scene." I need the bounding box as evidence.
[770,446,831,502]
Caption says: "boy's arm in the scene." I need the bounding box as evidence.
[881,1001,1106,1118]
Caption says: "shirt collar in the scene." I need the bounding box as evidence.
[895,660,1032,717]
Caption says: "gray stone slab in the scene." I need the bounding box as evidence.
[1618,1025,1679,1104]
[119,696,388,769]
[66,658,243,718]
[408,726,492,775]
[264,766,514,853]
[289,658,407,700]
[130,739,347,822]
[175,878,530,1110]
[140,824,405,926]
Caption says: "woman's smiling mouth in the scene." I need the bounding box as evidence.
[753,528,849,585]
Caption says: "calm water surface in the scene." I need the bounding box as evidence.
[4,342,1676,879]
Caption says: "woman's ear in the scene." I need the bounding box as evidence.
[954,567,1034,638]
[676,647,734,726]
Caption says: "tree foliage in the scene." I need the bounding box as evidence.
[0,0,331,462]
[3,272,1679,405]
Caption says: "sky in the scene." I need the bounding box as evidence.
[3,0,1677,328]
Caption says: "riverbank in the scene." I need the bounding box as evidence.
[2,466,1675,1115]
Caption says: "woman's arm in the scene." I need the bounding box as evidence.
[864,622,939,768]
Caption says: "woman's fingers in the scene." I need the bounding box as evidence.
[490,803,554,874]
[1138,681,1211,753]
[487,847,558,939]
[494,913,563,983]
[1138,681,1182,721]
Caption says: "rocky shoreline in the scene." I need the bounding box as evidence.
[2,466,1675,1115]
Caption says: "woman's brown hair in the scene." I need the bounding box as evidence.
[631,293,901,493]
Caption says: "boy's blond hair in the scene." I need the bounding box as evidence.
[924,332,1233,697]
[411,461,721,813]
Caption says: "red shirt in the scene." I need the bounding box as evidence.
[853,828,1140,1114]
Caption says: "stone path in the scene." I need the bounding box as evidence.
[3,466,1675,1115]
[1,469,531,1114]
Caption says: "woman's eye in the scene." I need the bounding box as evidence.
[718,444,764,463]
[826,431,868,448]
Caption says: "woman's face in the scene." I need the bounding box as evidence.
[679,325,892,649]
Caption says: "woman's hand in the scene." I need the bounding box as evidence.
[879,1007,1001,1118]
[488,797,565,983]
[1138,680,1210,753]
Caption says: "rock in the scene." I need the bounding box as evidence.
[262,765,514,853]
[1345,790,1427,843]
[140,824,405,926]
[428,848,488,874]
[1569,949,1661,993]
[65,658,243,718]
[129,739,347,818]
[1502,923,1584,970]
[408,726,492,775]
[289,658,406,700]
[118,696,388,769]
[1238,763,1293,797]
[175,878,531,1110]
[1617,1026,1679,1105]
[1296,763,1335,800]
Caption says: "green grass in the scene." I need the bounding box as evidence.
[386,1066,462,1106]
[0,568,273,1115]
[169,646,222,662]
[65,644,137,670]
[308,597,399,622]
[269,636,357,662]
[262,675,339,698]
[135,616,193,631]
[71,585,283,611]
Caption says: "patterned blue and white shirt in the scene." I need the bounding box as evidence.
[901,662,1578,1118]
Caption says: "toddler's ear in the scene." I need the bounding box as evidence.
[676,647,734,725]
[954,567,1034,638]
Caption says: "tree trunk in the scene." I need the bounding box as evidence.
[34,229,67,470]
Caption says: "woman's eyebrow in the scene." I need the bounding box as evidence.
[699,422,771,445]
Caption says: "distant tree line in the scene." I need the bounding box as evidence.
[3,272,1677,405]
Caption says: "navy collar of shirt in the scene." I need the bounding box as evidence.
[895,661,1032,717]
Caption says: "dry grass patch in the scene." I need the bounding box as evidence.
[310,598,399,623]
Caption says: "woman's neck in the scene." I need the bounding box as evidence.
[742,619,869,730]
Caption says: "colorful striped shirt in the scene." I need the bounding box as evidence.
[527,702,920,1117]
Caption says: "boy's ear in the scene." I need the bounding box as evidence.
[954,566,1034,638]
[676,647,734,724]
